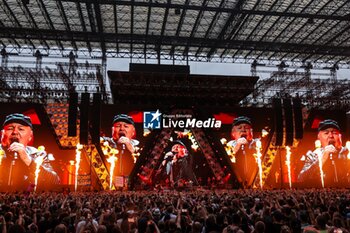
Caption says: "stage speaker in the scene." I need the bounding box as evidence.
[273,98,283,146]
[79,93,90,145]
[90,93,101,144]
[293,98,303,139]
[283,98,294,146]
[68,92,78,137]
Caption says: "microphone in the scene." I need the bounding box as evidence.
[122,143,126,152]
[328,142,338,182]
[240,135,246,151]
[10,138,19,159]
[165,152,174,157]
[328,142,335,160]
[119,132,126,154]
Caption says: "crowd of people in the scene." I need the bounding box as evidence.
[0,189,349,233]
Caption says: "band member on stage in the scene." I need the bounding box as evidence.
[158,141,198,187]
[298,119,348,186]
[102,114,139,176]
[160,148,176,186]
[227,116,258,188]
[0,113,59,191]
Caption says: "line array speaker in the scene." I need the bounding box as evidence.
[293,98,303,139]
[68,92,78,137]
[79,93,90,145]
[91,93,101,144]
[283,98,294,146]
[273,98,283,146]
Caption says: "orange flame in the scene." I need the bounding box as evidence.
[143,129,151,137]
[34,146,46,192]
[314,140,324,188]
[0,149,4,165]
[255,139,263,189]
[101,139,120,190]
[107,148,118,190]
[286,146,292,189]
[261,129,269,138]
[75,143,83,192]
[188,132,199,151]
[315,140,321,148]
[132,150,140,163]
[34,156,44,192]
[346,141,350,160]
[318,153,324,188]
[222,138,236,163]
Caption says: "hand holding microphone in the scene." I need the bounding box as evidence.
[165,151,174,157]
[117,132,127,143]
[9,138,32,166]
[118,136,127,153]
[237,137,248,151]
[10,138,19,159]
[324,144,336,153]
[322,143,337,164]
[118,134,135,153]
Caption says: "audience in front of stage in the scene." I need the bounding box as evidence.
[0,189,349,233]
[298,119,349,186]
[0,113,60,191]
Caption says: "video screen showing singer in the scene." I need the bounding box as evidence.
[101,114,139,177]
[298,119,349,186]
[0,113,59,191]
[227,116,259,188]
[157,140,198,188]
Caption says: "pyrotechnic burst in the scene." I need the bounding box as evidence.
[318,153,325,188]
[346,141,350,160]
[132,148,140,163]
[0,149,4,165]
[188,133,199,151]
[34,156,44,192]
[100,139,120,190]
[75,143,84,192]
[34,146,46,192]
[107,149,118,190]
[222,138,236,163]
[285,146,292,189]
[255,139,263,189]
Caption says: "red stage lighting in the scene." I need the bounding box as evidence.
[223,173,231,183]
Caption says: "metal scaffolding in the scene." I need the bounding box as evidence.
[0,51,110,104]
[243,64,350,111]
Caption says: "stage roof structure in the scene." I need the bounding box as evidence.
[0,0,349,67]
